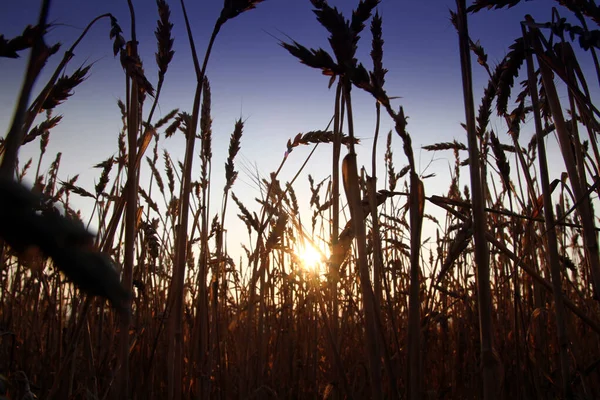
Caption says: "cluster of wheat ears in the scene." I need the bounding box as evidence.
[1,0,600,399]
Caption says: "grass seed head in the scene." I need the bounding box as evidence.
[155,0,175,79]
[42,65,91,111]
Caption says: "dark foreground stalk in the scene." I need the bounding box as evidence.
[117,1,140,397]
[455,1,497,398]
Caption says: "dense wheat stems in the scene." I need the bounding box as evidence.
[117,0,140,397]
[525,16,600,303]
[5,0,600,399]
[169,2,264,399]
[522,22,571,398]
[375,90,425,400]
[341,82,382,400]
[169,1,222,398]
[366,48,423,400]
[456,1,497,399]
[177,3,212,398]
[167,6,212,400]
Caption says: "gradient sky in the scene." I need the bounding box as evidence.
[1,0,593,258]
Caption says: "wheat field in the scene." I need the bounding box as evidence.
[1,0,600,399]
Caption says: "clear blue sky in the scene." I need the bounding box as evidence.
[1,0,590,256]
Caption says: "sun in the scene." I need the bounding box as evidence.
[296,243,328,274]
